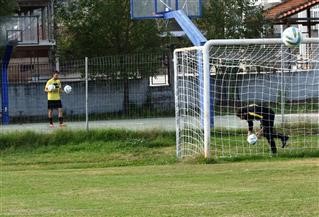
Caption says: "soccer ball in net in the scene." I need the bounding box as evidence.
[47,84,55,91]
[64,85,72,94]
[281,27,303,48]
[247,134,258,145]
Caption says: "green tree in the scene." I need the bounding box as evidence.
[56,0,163,114]
[197,0,268,39]
[0,0,16,17]
[56,0,161,58]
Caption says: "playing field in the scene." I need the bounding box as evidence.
[1,129,318,217]
[1,159,318,217]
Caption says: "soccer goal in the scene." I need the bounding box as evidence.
[174,38,319,159]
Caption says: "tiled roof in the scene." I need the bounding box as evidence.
[264,0,319,20]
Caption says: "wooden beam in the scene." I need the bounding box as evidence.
[307,9,311,37]
[270,17,319,25]
[272,21,319,25]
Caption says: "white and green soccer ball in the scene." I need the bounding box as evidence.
[47,84,55,91]
[64,85,72,94]
[281,27,303,48]
[247,134,258,145]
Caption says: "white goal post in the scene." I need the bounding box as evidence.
[174,38,319,159]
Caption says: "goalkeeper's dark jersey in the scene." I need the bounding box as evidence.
[237,104,275,131]
[236,104,288,154]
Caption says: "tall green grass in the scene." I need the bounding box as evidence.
[1,128,318,171]
[0,129,177,170]
[0,129,175,151]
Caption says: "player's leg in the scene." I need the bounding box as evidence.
[48,100,54,127]
[261,112,277,154]
[58,108,64,126]
[262,115,276,154]
[267,112,289,148]
[263,127,277,154]
[270,131,289,148]
[57,100,64,127]
[48,109,54,127]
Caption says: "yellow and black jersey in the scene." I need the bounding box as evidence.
[45,78,62,100]
[237,104,275,131]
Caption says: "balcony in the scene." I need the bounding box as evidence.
[1,16,54,45]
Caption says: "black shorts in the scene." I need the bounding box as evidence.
[48,100,62,109]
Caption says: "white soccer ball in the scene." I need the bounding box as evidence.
[281,27,303,48]
[64,85,72,94]
[47,84,55,91]
[247,134,258,145]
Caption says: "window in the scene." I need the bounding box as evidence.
[149,74,169,86]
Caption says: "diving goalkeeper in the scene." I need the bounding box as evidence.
[236,104,289,154]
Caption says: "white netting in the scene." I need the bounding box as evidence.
[174,39,319,159]
[174,47,205,158]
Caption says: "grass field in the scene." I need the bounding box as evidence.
[1,129,319,217]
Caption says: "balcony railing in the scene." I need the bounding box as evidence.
[0,16,54,45]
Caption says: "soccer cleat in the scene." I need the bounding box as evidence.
[281,136,289,148]
[49,124,55,128]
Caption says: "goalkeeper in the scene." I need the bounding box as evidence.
[236,104,289,154]
[44,70,65,128]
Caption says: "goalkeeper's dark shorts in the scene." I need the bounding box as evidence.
[48,100,62,109]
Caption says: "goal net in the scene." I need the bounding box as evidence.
[174,38,319,159]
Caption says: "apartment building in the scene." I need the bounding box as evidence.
[1,0,56,82]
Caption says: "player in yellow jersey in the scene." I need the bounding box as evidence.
[44,70,65,127]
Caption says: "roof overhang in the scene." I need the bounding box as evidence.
[264,0,319,23]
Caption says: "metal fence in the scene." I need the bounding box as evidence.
[1,51,175,127]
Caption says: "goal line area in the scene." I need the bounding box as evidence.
[174,38,319,159]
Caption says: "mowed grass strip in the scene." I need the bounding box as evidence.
[2,160,319,217]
